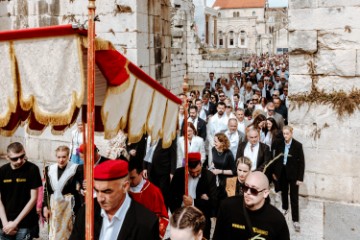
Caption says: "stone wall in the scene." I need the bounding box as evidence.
[169,0,242,94]
[288,0,360,239]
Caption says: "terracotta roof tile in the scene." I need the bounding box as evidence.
[213,0,266,9]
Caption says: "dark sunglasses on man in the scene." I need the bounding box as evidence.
[8,153,26,162]
[242,184,266,196]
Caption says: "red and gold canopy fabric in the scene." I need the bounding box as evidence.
[0,25,181,147]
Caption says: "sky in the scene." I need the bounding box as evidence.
[268,0,288,7]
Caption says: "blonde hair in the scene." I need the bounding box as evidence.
[55,145,70,156]
[170,206,205,236]
[283,125,293,133]
[236,156,252,170]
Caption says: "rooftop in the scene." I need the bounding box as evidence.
[213,0,266,9]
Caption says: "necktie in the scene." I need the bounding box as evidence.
[251,144,255,152]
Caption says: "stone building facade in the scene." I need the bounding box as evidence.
[288,0,360,239]
[212,0,267,54]
[265,6,288,54]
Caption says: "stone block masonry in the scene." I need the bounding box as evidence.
[289,0,360,238]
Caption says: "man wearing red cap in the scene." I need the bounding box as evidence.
[169,152,218,239]
[128,160,168,239]
[78,143,108,165]
[70,160,159,240]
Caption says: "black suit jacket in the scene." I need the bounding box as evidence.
[146,138,177,176]
[70,198,159,240]
[235,142,271,172]
[180,117,207,141]
[169,167,218,218]
[207,102,217,116]
[273,139,305,182]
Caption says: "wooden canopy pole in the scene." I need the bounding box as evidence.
[85,0,96,239]
[183,74,189,196]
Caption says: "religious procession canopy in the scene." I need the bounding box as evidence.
[0,25,181,147]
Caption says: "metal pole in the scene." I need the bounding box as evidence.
[85,0,96,239]
[183,74,189,196]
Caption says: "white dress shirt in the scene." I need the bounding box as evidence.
[237,120,246,134]
[99,193,131,240]
[188,174,200,201]
[225,130,239,159]
[243,142,259,171]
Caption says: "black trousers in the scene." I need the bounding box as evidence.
[280,169,299,222]
[149,171,171,210]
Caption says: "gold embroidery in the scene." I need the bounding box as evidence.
[16,178,26,182]
[252,227,268,236]
[231,223,245,229]
[3,179,12,183]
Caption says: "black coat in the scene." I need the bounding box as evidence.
[169,167,218,218]
[145,138,177,176]
[236,142,271,172]
[69,199,159,240]
[273,138,305,182]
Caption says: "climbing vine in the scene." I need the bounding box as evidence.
[289,57,360,118]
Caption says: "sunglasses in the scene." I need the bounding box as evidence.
[219,95,225,97]
[226,106,232,108]
[252,98,259,101]
[9,153,26,162]
[242,185,266,196]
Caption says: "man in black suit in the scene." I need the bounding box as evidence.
[272,126,305,232]
[70,160,159,240]
[143,137,177,209]
[273,97,288,125]
[180,105,207,141]
[201,93,217,118]
[236,128,271,172]
[169,152,218,240]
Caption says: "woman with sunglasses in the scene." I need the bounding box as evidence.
[226,157,252,197]
[210,93,218,104]
[43,146,83,239]
[209,133,236,200]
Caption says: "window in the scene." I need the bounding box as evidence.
[229,31,234,46]
[241,39,245,45]
[233,12,236,17]
[237,12,240,17]
[252,11,256,16]
[218,12,221,17]
[219,31,223,46]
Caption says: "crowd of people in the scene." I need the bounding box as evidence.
[0,54,305,240]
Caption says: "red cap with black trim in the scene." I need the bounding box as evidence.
[188,152,201,162]
[94,160,129,181]
[78,143,97,154]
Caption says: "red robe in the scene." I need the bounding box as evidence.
[129,179,169,239]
